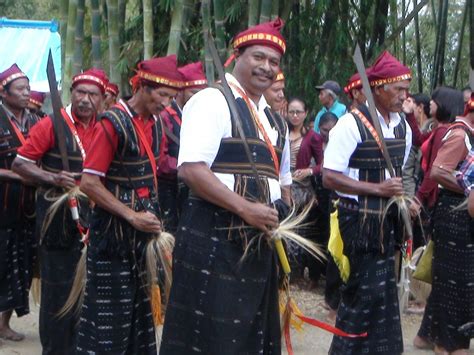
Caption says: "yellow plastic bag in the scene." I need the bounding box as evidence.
[328,205,351,283]
[412,240,433,284]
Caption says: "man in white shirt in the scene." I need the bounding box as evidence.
[323,51,412,355]
[161,19,291,355]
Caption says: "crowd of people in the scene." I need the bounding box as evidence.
[0,17,473,355]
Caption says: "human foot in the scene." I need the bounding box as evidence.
[413,335,434,350]
[0,327,25,341]
[434,345,448,355]
[449,349,469,355]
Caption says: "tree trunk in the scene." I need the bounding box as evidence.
[143,0,153,59]
[91,0,102,68]
[367,0,389,60]
[167,0,186,56]
[118,0,126,45]
[60,0,69,71]
[436,0,449,86]
[453,0,468,87]
[389,0,399,57]
[201,0,214,83]
[107,0,120,84]
[213,0,226,61]
[259,0,272,23]
[281,0,294,22]
[402,0,406,64]
[248,0,260,27]
[73,0,85,75]
[470,0,474,73]
[414,0,423,92]
[63,0,77,103]
[271,0,279,19]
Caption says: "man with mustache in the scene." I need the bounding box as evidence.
[160,19,291,354]
[77,55,181,354]
[0,64,41,343]
[323,51,412,354]
[12,68,107,354]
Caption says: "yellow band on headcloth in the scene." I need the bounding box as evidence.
[346,79,361,91]
[29,98,42,107]
[369,73,411,87]
[275,72,284,82]
[233,33,286,53]
[137,70,182,89]
[182,79,207,88]
[72,74,106,89]
[1,72,27,87]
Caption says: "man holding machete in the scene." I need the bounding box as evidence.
[323,51,412,354]
[12,68,107,354]
[160,19,291,354]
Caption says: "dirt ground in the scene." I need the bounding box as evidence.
[0,284,472,355]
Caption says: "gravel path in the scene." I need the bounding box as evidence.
[0,285,472,354]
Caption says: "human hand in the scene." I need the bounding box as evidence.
[53,171,76,189]
[239,201,279,236]
[129,211,162,234]
[377,177,404,197]
[293,168,312,181]
[409,200,421,218]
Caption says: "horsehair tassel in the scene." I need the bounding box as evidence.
[151,285,164,325]
[274,238,291,274]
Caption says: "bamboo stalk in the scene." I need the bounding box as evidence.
[107,0,120,84]
[201,0,214,83]
[91,0,102,68]
[73,0,85,75]
[414,0,423,92]
[213,0,226,61]
[271,0,279,19]
[259,0,272,23]
[453,0,468,87]
[63,0,78,103]
[143,0,154,59]
[118,0,126,45]
[60,0,69,71]
[167,0,185,55]
[248,0,260,27]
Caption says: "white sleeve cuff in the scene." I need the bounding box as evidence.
[16,154,37,164]
[82,168,106,177]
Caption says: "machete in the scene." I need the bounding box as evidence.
[352,44,396,178]
[47,50,70,171]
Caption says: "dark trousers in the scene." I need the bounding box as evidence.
[39,244,81,355]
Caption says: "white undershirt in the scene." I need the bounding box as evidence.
[323,109,412,201]
[178,73,292,202]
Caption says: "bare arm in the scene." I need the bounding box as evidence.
[178,162,279,234]
[322,168,404,198]
[430,166,464,194]
[12,157,75,188]
[80,173,162,234]
[468,190,474,218]
[0,168,22,182]
[280,185,291,206]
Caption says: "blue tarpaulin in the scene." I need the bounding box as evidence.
[0,18,61,92]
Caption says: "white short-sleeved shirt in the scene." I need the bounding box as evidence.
[178,73,292,202]
[323,109,412,201]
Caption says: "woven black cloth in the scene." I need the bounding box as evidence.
[158,177,179,234]
[417,190,474,352]
[39,243,82,355]
[0,220,36,317]
[160,197,281,355]
[76,215,157,355]
[329,203,403,355]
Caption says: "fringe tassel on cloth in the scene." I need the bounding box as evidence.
[270,203,367,355]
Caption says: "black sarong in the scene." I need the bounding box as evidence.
[417,190,474,352]
[329,202,403,355]
[39,242,82,355]
[158,177,179,234]
[77,208,157,355]
[160,197,281,355]
[0,220,36,317]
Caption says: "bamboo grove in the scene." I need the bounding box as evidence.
[0,0,472,112]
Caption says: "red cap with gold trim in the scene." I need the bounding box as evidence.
[232,18,286,55]
[368,51,411,87]
[0,64,28,87]
[178,62,207,89]
[72,68,109,94]
[29,91,46,107]
[136,54,183,89]
[467,93,474,113]
[275,70,284,82]
[106,82,119,96]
